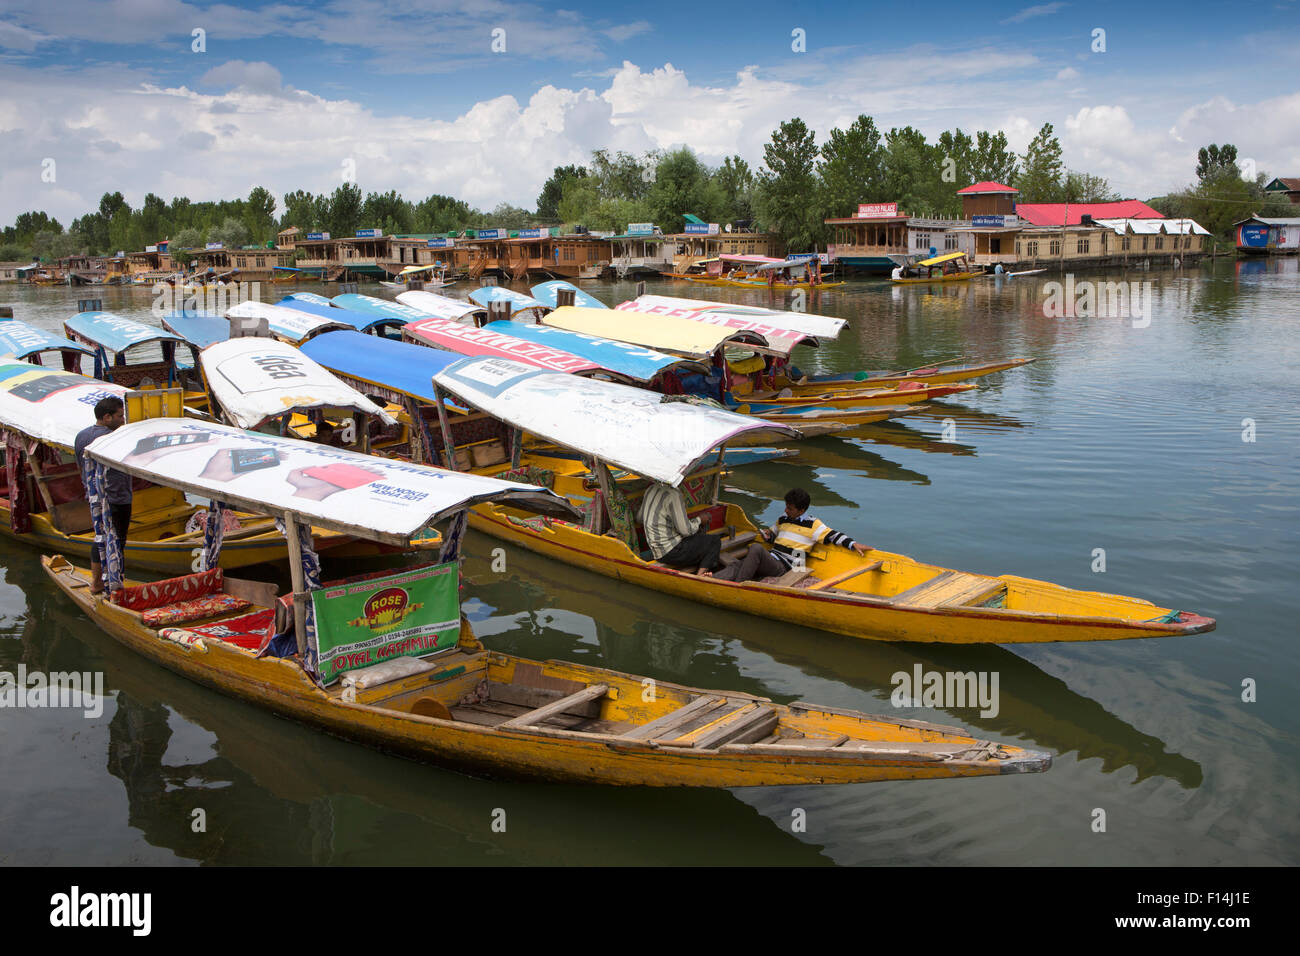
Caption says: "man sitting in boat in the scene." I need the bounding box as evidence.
[640,482,722,575]
[73,396,131,595]
[708,487,868,583]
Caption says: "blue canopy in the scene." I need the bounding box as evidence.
[64,311,182,354]
[276,296,401,334]
[468,286,549,315]
[299,330,461,405]
[279,291,334,308]
[0,319,95,360]
[331,293,433,323]
[479,320,699,384]
[161,313,230,349]
[530,280,608,310]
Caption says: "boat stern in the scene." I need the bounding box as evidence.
[997,747,1053,774]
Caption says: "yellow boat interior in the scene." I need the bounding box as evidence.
[43,554,1045,773]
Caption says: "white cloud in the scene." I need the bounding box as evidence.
[1002,2,1068,25]
[200,61,286,95]
[1056,67,1080,81]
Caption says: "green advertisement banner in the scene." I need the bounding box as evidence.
[311,562,461,686]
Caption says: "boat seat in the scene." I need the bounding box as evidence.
[661,702,779,749]
[498,683,610,730]
[885,571,1004,608]
[624,695,726,740]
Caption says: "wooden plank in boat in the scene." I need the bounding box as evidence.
[807,560,883,592]
[663,703,778,749]
[623,694,726,739]
[885,571,1003,608]
[498,683,609,730]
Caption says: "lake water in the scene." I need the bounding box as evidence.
[1,258,1297,865]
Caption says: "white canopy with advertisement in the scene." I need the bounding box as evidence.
[432,356,800,485]
[199,337,396,430]
[84,418,578,544]
[0,361,127,449]
[225,300,350,344]
[618,294,846,339]
[396,290,488,325]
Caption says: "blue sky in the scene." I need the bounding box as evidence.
[1,0,1297,224]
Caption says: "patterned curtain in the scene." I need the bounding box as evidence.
[4,432,31,535]
[95,462,125,594]
[438,510,469,564]
[274,516,322,677]
[200,501,227,571]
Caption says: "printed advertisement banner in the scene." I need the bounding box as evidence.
[311,562,461,685]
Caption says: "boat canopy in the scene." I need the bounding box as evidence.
[399,264,440,275]
[225,301,350,345]
[64,312,183,354]
[396,290,487,324]
[0,320,96,362]
[481,320,703,383]
[720,254,784,265]
[468,286,550,319]
[617,305,816,352]
[432,357,801,486]
[752,257,819,273]
[529,280,608,310]
[917,251,969,267]
[200,337,395,430]
[618,294,846,339]
[300,330,461,406]
[332,293,433,325]
[541,306,767,359]
[0,361,126,449]
[161,313,232,349]
[275,296,401,335]
[84,419,578,546]
[279,291,334,308]
[403,317,599,374]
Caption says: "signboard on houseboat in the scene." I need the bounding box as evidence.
[855,203,899,219]
[626,223,655,236]
[474,229,504,240]
[306,232,330,241]
[972,215,1019,228]
[517,228,545,239]
[684,222,720,235]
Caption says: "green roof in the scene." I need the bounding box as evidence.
[682,213,705,224]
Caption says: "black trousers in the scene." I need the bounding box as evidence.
[659,530,721,571]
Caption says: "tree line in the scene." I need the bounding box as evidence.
[2,117,1285,263]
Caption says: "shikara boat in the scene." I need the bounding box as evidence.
[891,252,983,284]
[0,361,350,571]
[44,418,1050,786]
[468,286,551,322]
[379,263,447,292]
[224,300,350,345]
[64,311,203,390]
[686,254,845,290]
[530,280,608,310]
[619,294,848,339]
[395,290,488,326]
[0,319,96,372]
[787,358,1037,391]
[273,295,406,338]
[432,357,1217,645]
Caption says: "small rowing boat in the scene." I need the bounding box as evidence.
[43,418,1050,786]
[891,252,982,284]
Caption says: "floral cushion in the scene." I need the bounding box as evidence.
[493,466,556,489]
[680,474,713,508]
[115,568,224,611]
[141,593,251,628]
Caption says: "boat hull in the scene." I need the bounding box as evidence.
[467,505,1214,645]
[798,359,1035,390]
[42,555,1046,786]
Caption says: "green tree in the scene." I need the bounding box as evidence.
[208,216,250,248]
[972,130,1018,185]
[881,126,949,216]
[1196,144,1239,184]
[281,190,319,232]
[820,115,885,218]
[245,186,277,242]
[647,147,721,234]
[589,149,657,202]
[754,117,823,249]
[713,155,755,223]
[557,176,600,227]
[1063,171,1118,203]
[323,182,363,238]
[1017,123,1064,202]
[413,194,477,233]
[362,189,412,234]
[536,165,587,221]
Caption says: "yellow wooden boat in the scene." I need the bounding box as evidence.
[891,251,982,284]
[779,358,1037,392]
[431,357,1217,646]
[44,418,1050,787]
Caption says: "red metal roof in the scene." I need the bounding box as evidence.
[957,181,1018,195]
[1014,200,1164,227]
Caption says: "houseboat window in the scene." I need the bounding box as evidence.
[1121,236,1131,250]
[256,257,265,268]
[1026,241,1039,257]
[944,235,958,250]
[1142,237,1148,251]
[1076,238,1090,254]
[1154,236,1163,250]
[1049,240,1061,256]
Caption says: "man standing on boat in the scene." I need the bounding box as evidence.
[640,482,721,575]
[74,396,132,594]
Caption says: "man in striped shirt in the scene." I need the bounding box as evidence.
[712,487,868,582]
[639,482,721,574]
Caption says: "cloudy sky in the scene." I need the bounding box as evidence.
[2,0,1297,226]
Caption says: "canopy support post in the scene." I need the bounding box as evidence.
[430,383,458,470]
[284,513,308,657]
[591,458,614,534]
[510,427,523,468]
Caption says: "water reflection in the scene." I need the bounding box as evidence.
[465,538,1203,790]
